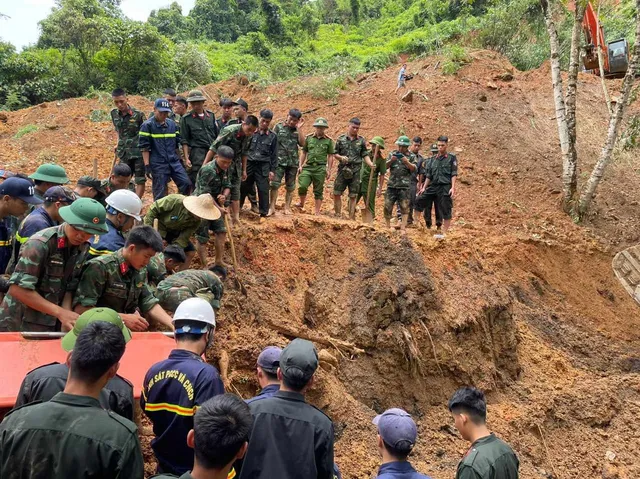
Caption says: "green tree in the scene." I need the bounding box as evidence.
[350,0,360,24]
[261,0,286,41]
[174,43,213,90]
[189,0,241,42]
[148,2,191,42]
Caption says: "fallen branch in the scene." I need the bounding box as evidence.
[266,320,365,355]
[418,319,443,375]
[537,424,559,478]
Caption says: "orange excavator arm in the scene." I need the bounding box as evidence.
[582,1,610,72]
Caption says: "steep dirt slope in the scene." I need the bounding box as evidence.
[1,50,640,478]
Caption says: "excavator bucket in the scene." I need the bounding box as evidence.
[0,332,175,410]
[612,245,640,307]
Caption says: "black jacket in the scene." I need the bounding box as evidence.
[239,390,334,479]
[14,362,134,420]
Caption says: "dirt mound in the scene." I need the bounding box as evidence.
[2,50,640,478]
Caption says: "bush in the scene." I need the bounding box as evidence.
[14,125,39,139]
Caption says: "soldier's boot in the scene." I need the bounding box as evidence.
[333,196,342,218]
[196,241,208,269]
[215,233,229,267]
[348,197,356,220]
[284,191,294,215]
[268,189,278,216]
[314,199,322,216]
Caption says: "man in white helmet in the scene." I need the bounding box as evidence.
[141,297,225,476]
[88,189,142,259]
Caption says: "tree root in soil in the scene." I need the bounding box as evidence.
[265,320,365,356]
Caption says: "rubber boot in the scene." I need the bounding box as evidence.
[284,191,293,215]
[269,189,278,216]
[333,196,342,217]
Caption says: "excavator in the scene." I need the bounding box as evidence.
[581,1,629,77]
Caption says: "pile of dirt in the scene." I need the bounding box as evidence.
[2,50,640,478]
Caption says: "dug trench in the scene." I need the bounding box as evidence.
[139,215,640,479]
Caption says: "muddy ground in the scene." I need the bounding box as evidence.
[1,50,640,478]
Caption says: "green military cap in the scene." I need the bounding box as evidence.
[430,143,438,153]
[395,135,411,146]
[29,163,70,184]
[77,175,105,193]
[313,118,329,128]
[187,89,207,102]
[59,197,109,234]
[370,136,385,149]
[61,307,132,351]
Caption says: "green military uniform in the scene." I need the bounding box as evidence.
[271,122,301,192]
[357,149,387,217]
[147,252,167,287]
[194,162,230,243]
[333,134,368,198]
[111,105,146,185]
[456,433,519,479]
[144,194,202,251]
[298,134,334,200]
[72,249,159,314]
[0,392,144,477]
[209,124,252,202]
[156,269,224,313]
[99,178,136,206]
[181,109,218,185]
[423,152,458,220]
[383,150,417,220]
[0,225,89,332]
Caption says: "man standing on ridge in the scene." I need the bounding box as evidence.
[384,136,416,234]
[181,89,219,185]
[270,109,305,216]
[297,118,335,216]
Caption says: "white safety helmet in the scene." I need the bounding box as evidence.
[105,189,142,221]
[173,297,216,334]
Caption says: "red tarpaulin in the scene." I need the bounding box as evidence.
[0,332,175,409]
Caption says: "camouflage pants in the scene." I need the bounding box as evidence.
[195,218,227,244]
[157,287,220,313]
[356,175,379,217]
[271,164,298,192]
[384,187,410,220]
[121,158,146,185]
[333,165,361,198]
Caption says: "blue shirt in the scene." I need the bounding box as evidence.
[245,383,280,405]
[138,117,182,173]
[88,219,124,259]
[13,207,56,265]
[141,349,225,475]
[0,218,12,274]
[377,461,431,479]
[398,67,406,81]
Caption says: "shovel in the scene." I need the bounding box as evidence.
[223,213,247,296]
[362,145,378,224]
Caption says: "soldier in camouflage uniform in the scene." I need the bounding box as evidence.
[227,98,259,212]
[356,136,386,222]
[384,136,417,234]
[28,163,70,214]
[99,163,135,206]
[270,108,305,216]
[180,89,219,185]
[203,116,258,225]
[194,145,232,267]
[156,265,226,313]
[147,245,186,288]
[0,198,108,332]
[111,88,146,198]
[297,118,335,216]
[333,118,371,220]
[73,226,172,332]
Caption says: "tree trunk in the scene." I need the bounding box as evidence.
[576,0,640,217]
[563,0,587,208]
[541,0,575,211]
[596,0,613,115]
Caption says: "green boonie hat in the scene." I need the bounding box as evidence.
[59,197,109,234]
[29,163,70,184]
[370,136,385,149]
[187,89,207,102]
[77,175,103,191]
[430,143,438,152]
[61,307,132,352]
[395,135,411,146]
[313,118,329,128]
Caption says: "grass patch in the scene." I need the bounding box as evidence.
[89,109,111,122]
[14,124,39,139]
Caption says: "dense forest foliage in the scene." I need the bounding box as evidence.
[0,0,636,110]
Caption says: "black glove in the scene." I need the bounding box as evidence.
[145,165,153,180]
[0,277,10,294]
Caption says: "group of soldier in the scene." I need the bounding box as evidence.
[112,87,458,240]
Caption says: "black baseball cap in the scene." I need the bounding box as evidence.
[279,339,318,382]
[0,177,43,205]
[220,98,238,107]
[235,98,249,110]
[44,186,76,203]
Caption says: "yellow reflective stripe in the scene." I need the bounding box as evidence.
[138,131,151,136]
[0,240,11,246]
[144,402,196,417]
[228,468,236,479]
[16,232,28,244]
[88,247,113,256]
[150,133,177,138]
